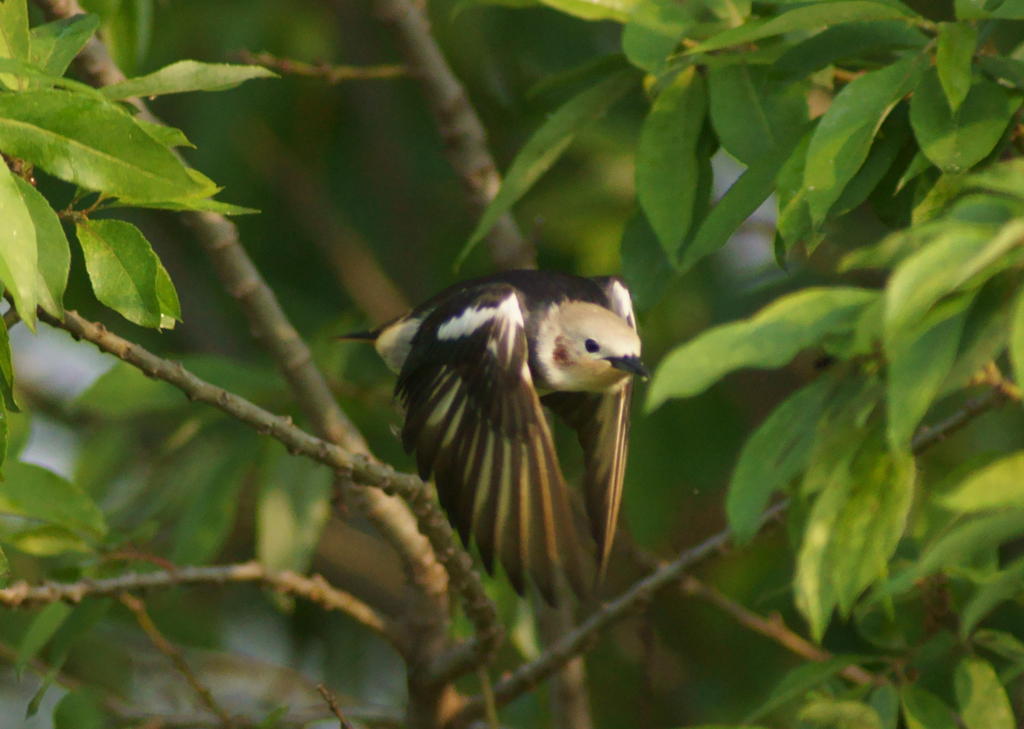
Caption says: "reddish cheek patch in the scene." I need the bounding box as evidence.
[553,337,571,366]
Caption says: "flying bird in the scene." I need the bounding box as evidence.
[346,270,647,602]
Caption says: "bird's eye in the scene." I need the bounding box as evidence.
[585,338,600,353]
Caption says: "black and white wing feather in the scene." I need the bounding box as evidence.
[396,284,590,601]
[543,276,637,580]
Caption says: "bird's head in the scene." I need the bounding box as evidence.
[538,301,648,392]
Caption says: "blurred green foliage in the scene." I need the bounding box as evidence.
[5,0,1024,727]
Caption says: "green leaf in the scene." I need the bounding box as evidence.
[886,296,970,449]
[744,656,863,722]
[828,107,909,219]
[707,63,807,165]
[974,629,1024,662]
[75,218,181,329]
[798,699,882,729]
[690,2,919,53]
[13,176,69,318]
[0,461,107,538]
[884,219,1024,347]
[939,452,1024,512]
[878,510,1024,598]
[727,375,835,543]
[936,22,977,113]
[111,196,258,215]
[965,158,1024,199]
[991,0,1024,18]
[805,53,926,224]
[979,55,1024,91]
[537,0,639,22]
[961,556,1024,636]
[870,685,899,729]
[956,657,1014,729]
[257,445,330,573]
[100,59,277,100]
[681,131,803,271]
[636,66,706,256]
[0,89,210,202]
[135,118,194,149]
[647,287,878,410]
[621,0,694,71]
[910,70,1021,174]
[15,602,72,674]
[772,21,928,80]
[900,686,957,729]
[620,210,675,311]
[829,440,915,613]
[704,0,750,23]
[0,158,40,329]
[0,315,14,414]
[457,70,635,266]
[775,128,814,250]
[0,0,29,63]
[29,14,100,77]
[797,433,914,638]
[1012,287,1024,389]
[53,689,105,729]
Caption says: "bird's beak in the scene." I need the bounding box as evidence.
[607,355,650,379]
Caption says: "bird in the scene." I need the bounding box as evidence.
[344,270,648,602]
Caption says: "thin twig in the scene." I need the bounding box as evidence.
[238,50,408,83]
[119,592,235,726]
[0,560,403,651]
[449,504,764,727]
[367,0,535,270]
[38,309,501,667]
[680,576,880,685]
[317,684,356,729]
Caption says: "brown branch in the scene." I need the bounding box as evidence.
[0,560,402,651]
[317,684,357,729]
[367,0,535,270]
[32,0,503,698]
[449,503,764,727]
[38,309,501,672]
[680,576,880,685]
[119,592,235,726]
[237,50,408,83]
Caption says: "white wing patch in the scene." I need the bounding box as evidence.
[436,293,523,340]
[606,279,635,328]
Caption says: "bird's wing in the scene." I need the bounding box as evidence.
[396,284,590,601]
[543,276,637,580]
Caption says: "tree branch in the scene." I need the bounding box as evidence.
[367,0,535,270]
[0,560,403,652]
[680,576,879,685]
[237,50,408,83]
[449,504,764,727]
[38,309,502,671]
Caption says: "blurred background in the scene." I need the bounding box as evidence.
[7,0,1021,727]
